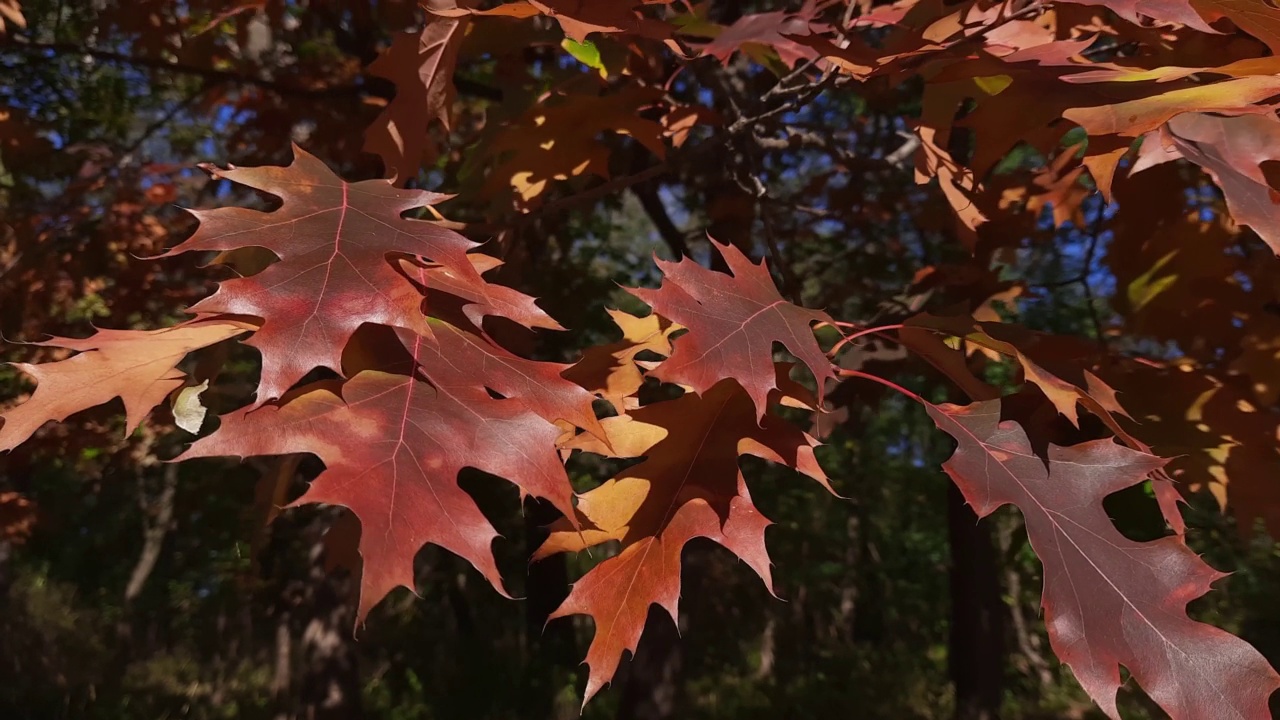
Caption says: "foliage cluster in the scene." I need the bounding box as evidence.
[5,0,1280,718]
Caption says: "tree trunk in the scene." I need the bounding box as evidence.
[617,605,683,720]
[524,497,578,720]
[297,523,363,720]
[948,483,1006,720]
[123,464,179,607]
[272,611,293,720]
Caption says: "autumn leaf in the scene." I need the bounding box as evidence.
[431,0,672,43]
[389,261,604,437]
[401,255,565,332]
[630,239,835,418]
[904,314,1128,429]
[1159,112,1280,256]
[0,0,23,34]
[162,145,486,402]
[365,12,469,183]
[539,377,830,703]
[1062,76,1280,138]
[411,321,606,439]
[1110,362,1280,538]
[929,400,1280,720]
[563,309,679,413]
[697,8,823,69]
[180,332,577,620]
[1191,0,1280,54]
[904,314,1189,532]
[1063,0,1280,54]
[1056,0,1219,34]
[0,318,252,451]
[915,125,988,233]
[480,87,667,209]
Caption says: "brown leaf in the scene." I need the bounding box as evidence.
[432,0,671,43]
[563,309,678,413]
[1192,0,1280,53]
[1062,76,1280,137]
[698,9,823,69]
[481,87,666,209]
[1111,362,1280,537]
[1057,0,1219,34]
[364,13,469,183]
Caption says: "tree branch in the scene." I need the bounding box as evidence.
[632,183,690,258]
[1,39,503,102]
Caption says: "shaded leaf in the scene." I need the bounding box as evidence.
[1161,112,1280,255]
[563,309,679,413]
[365,13,469,183]
[540,377,830,703]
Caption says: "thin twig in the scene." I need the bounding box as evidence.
[885,133,921,168]
[1081,200,1109,352]
[759,207,801,303]
[632,183,690,258]
[116,85,210,168]
[530,163,669,223]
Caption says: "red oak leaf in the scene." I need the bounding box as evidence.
[699,9,823,69]
[1061,76,1280,138]
[538,377,830,704]
[928,400,1280,720]
[1062,0,1280,55]
[1056,0,1218,34]
[411,322,606,439]
[401,255,565,332]
[179,334,576,620]
[1192,0,1280,54]
[905,313,1188,531]
[629,239,835,419]
[364,13,468,183]
[0,318,252,451]
[563,309,679,413]
[1159,113,1280,256]
[431,0,671,43]
[163,145,485,403]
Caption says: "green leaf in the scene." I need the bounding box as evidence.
[561,39,607,78]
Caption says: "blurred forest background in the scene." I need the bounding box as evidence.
[2,1,1279,719]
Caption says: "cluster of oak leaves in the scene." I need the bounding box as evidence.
[8,0,1280,717]
[0,148,1271,716]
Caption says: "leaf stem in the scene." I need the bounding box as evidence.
[827,323,906,358]
[836,368,924,405]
